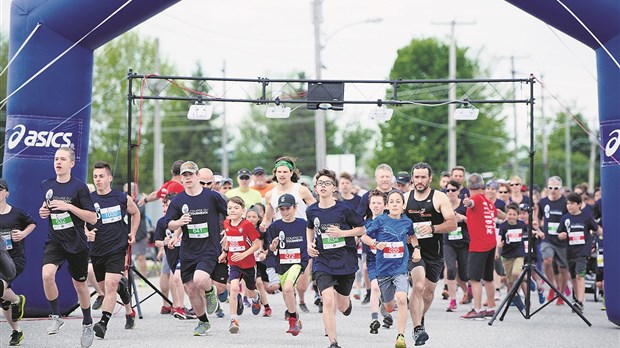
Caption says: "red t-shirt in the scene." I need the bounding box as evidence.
[157,180,184,200]
[224,219,260,269]
[466,193,497,252]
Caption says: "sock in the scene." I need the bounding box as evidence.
[264,304,270,309]
[198,313,208,323]
[49,298,61,316]
[444,284,448,290]
[289,311,297,319]
[82,307,92,325]
[366,289,371,296]
[100,311,112,326]
[371,312,378,320]
[414,325,422,331]
[206,286,215,295]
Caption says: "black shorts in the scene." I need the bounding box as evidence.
[229,265,257,290]
[596,267,604,282]
[0,256,25,286]
[256,262,269,283]
[211,262,229,285]
[91,250,126,282]
[43,241,89,282]
[568,256,588,279]
[313,272,355,296]
[181,257,217,284]
[408,257,444,283]
[468,248,496,282]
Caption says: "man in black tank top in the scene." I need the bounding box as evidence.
[403,163,456,346]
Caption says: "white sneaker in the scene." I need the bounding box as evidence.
[46,315,65,335]
[81,324,94,347]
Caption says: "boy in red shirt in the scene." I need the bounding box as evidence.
[218,196,262,333]
[461,173,498,320]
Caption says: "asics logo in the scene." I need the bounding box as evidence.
[7,124,73,150]
[605,129,620,158]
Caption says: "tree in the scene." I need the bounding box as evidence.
[232,72,338,177]
[338,120,376,173]
[369,38,510,176]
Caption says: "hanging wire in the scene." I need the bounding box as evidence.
[0,23,42,78]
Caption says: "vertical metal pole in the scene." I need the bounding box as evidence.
[314,0,326,171]
[448,20,457,171]
[511,56,519,175]
[153,39,163,189]
[540,74,549,180]
[221,61,229,177]
[565,116,572,189]
[526,75,536,317]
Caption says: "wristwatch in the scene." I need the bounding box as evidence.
[413,245,421,250]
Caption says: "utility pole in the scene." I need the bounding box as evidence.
[313,0,326,171]
[511,56,519,175]
[221,61,229,178]
[432,20,474,171]
[153,38,163,189]
[540,74,549,180]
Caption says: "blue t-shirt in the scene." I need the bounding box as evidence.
[164,188,227,262]
[444,203,470,247]
[498,220,527,258]
[363,217,379,264]
[365,213,414,277]
[538,196,568,247]
[88,189,129,256]
[494,199,506,213]
[0,207,36,261]
[266,218,309,274]
[154,216,180,270]
[41,177,95,253]
[306,200,365,275]
[341,194,362,210]
[557,211,598,259]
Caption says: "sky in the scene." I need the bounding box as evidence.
[1,0,600,149]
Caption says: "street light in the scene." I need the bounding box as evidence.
[313,0,382,171]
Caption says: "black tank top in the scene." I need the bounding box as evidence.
[405,189,445,260]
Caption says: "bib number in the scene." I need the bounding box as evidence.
[547,222,559,236]
[0,231,13,250]
[321,235,345,249]
[51,212,74,230]
[279,248,301,264]
[448,227,463,240]
[383,241,404,258]
[187,222,209,239]
[568,231,585,245]
[413,221,433,239]
[228,235,246,252]
[100,205,122,224]
[597,248,604,267]
[506,229,523,244]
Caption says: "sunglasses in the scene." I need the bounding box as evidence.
[239,175,250,180]
[498,191,509,194]
[510,183,521,186]
[199,180,213,186]
[445,188,458,192]
[548,186,560,190]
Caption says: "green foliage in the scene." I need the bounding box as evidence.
[338,120,376,168]
[370,38,510,176]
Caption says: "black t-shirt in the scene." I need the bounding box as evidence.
[266,218,309,274]
[444,203,470,247]
[498,220,527,258]
[41,177,95,253]
[341,194,361,210]
[0,207,36,261]
[154,216,180,270]
[537,196,568,247]
[557,211,598,259]
[88,189,129,256]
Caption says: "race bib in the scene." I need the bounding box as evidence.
[357,242,363,255]
[279,248,301,264]
[254,250,262,262]
[448,227,463,240]
[370,244,377,254]
[187,222,209,238]
[597,248,604,267]
[523,240,529,254]
[51,212,74,230]
[321,234,345,249]
[228,235,246,252]
[383,241,404,259]
[0,230,13,250]
[568,231,585,245]
[547,222,559,236]
[506,229,523,244]
[413,221,433,239]
[100,205,122,224]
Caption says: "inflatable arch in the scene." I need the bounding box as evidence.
[3,0,619,324]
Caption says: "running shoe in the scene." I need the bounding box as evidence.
[160,306,172,314]
[172,307,188,320]
[572,301,584,313]
[117,277,131,304]
[236,294,244,315]
[93,322,106,339]
[91,295,104,310]
[482,309,495,319]
[10,295,26,322]
[413,326,429,346]
[216,307,225,318]
[494,289,501,301]
[9,330,24,346]
[125,309,136,329]
[343,300,352,316]
[383,313,393,328]
[299,302,309,313]
[460,293,472,305]
[229,319,240,334]
[251,294,262,315]
[243,296,251,308]
[362,293,370,305]
[538,288,545,304]
[564,286,571,297]
[46,315,65,335]
[218,289,228,303]
[546,288,556,302]
[284,310,290,320]
[205,288,219,315]
[441,289,449,300]
[395,334,407,348]
[446,299,457,312]
[513,296,525,311]
[318,300,323,313]
[354,292,361,300]
[556,297,565,306]
[287,316,302,336]
[329,342,342,348]
[460,309,485,320]
[193,321,211,336]
[370,319,380,334]
[185,307,197,319]
[263,306,272,317]
[81,324,94,348]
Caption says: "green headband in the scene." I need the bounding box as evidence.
[274,160,294,171]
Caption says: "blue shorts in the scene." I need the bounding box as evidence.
[228,265,257,290]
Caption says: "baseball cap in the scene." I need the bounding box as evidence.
[252,166,266,175]
[222,177,233,185]
[0,178,8,191]
[395,171,411,185]
[521,185,529,192]
[277,193,296,208]
[237,168,251,178]
[486,180,499,190]
[213,175,224,185]
[179,161,199,175]
[519,203,530,211]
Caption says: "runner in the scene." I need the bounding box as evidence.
[165,161,228,336]
[306,169,365,348]
[38,146,98,347]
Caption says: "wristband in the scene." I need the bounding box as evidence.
[373,240,378,247]
[413,245,421,250]
[430,225,435,234]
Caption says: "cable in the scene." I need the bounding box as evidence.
[545,24,597,82]
[0,23,42,78]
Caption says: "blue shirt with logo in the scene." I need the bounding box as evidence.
[41,177,95,253]
[498,220,527,258]
[306,200,365,276]
[266,218,309,274]
[365,213,414,277]
[0,207,36,262]
[538,196,568,247]
[88,189,129,256]
[557,211,598,259]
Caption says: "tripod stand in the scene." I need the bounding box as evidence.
[489,76,590,326]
